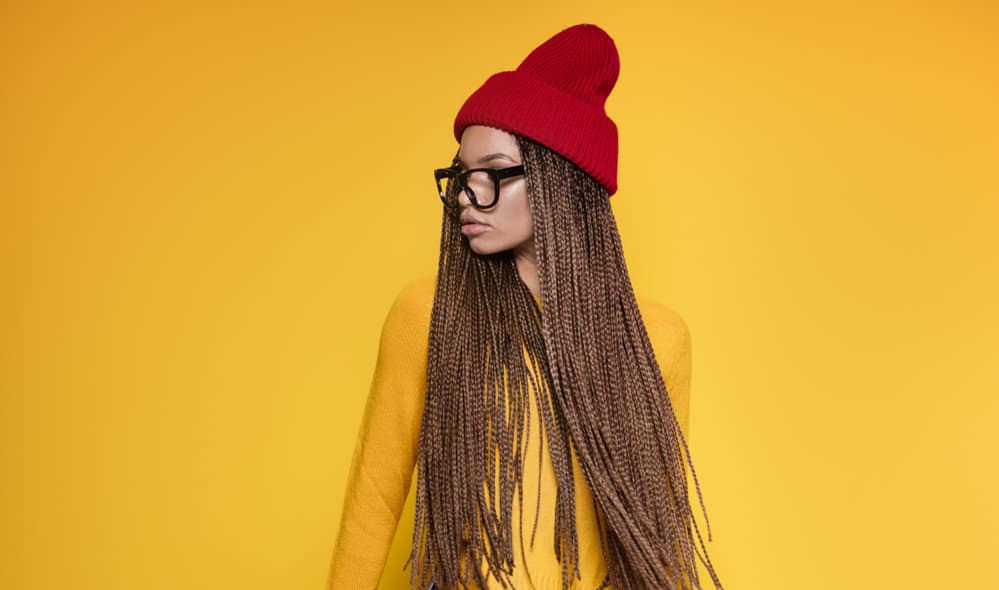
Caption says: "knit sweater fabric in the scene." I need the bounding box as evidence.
[327,275,693,590]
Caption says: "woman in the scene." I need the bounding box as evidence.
[329,24,724,590]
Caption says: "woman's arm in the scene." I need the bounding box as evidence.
[326,278,434,589]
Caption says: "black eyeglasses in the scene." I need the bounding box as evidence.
[434,153,526,210]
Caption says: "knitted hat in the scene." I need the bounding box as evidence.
[452,23,621,196]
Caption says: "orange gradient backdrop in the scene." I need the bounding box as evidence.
[4,2,997,589]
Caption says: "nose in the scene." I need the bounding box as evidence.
[457,184,473,208]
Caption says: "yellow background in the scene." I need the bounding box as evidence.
[4,1,997,589]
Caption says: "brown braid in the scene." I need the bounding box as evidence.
[404,133,724,590]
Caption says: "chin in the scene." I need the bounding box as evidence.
[467,237,506,256]
[468,242,494,256]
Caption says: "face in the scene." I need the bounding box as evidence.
[455,125,534,257]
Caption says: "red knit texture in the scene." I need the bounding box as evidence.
[453,23,621,196]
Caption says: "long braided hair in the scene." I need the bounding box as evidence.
[404,132,724,590]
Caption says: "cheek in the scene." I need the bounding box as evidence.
[474,183,532,249]
[517,203,535,238]
[502,185,533,237]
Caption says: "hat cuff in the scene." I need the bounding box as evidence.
[453,70,618,196]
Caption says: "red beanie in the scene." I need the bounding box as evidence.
[453,23,621,196]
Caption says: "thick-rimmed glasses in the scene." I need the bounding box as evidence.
[434,155,526,210]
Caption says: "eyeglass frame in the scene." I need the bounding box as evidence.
[434,152,526,210]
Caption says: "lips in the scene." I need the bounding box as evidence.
[461,223,490,236]
[461,218,489,226]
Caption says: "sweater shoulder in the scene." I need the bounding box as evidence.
[634,293,693,382]
[635,293,693,436]
[394,273,436,314]
[381,274,436,341]
[636,294,690,343]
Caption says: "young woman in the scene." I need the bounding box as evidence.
[328,23,724,590]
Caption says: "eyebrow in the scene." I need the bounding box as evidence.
[454,152,517,168]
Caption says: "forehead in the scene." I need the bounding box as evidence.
[457,125,521,165]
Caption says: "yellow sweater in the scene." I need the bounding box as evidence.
[327,275,693,590]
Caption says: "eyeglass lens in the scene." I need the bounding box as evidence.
[440,170,497,209]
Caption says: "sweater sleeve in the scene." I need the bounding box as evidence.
[327,280,433,589]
